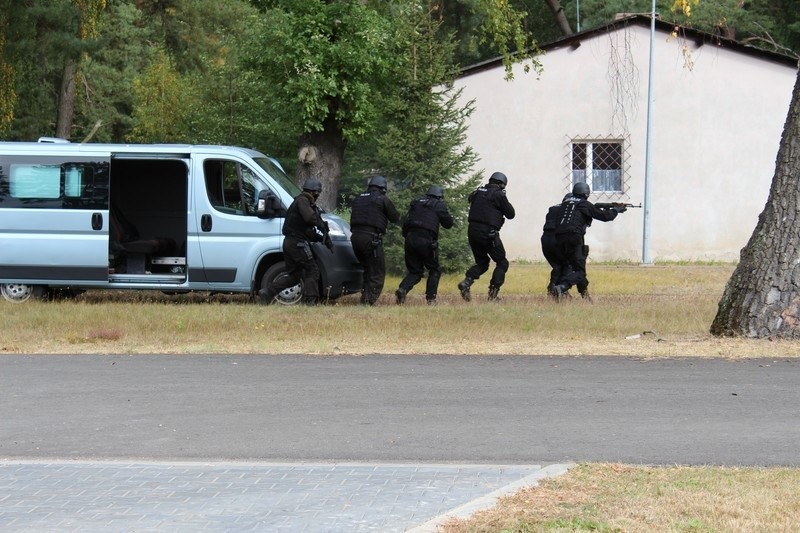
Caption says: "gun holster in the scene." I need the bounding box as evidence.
[488,229,500,248]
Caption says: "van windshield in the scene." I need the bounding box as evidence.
[253,157,301,198]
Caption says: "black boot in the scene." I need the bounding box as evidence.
[488,285,500,301]
[458,278,473,302]
[258,288,275,305]
[553,285,567,302]
[395,288,406,305]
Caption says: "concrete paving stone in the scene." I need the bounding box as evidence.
[0,460,570,532]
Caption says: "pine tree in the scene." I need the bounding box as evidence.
[353,2,482,273]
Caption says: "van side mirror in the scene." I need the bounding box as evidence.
[256,190,281,219]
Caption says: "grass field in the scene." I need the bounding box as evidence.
[3,263,799,531]
[3,263,800,357]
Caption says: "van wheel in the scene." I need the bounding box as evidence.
[1,284,47,303]
[260,262,303,305]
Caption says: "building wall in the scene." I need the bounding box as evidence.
[454,24,797,262]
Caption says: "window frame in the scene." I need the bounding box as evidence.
[567,136,630,199]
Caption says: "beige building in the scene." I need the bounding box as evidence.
[454,15,798,262]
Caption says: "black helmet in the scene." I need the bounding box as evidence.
[572,182,590,197]
[302,178,322,193]
[426,185,444,199]
[489,172,507,186]
[368,175,387,191]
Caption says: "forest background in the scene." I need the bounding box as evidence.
[2,0,799,274]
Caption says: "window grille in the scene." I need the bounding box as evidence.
[565,135,631,200]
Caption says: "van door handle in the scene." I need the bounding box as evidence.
[92,212,103,231]
[201,214,212,232]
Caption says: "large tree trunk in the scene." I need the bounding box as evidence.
[296,111,346,211]
[544,0,573,37]
[55,57,77,139]
[710,69,800,338]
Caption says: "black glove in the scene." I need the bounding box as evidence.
[614,206,627,214]
[324,234,334,252]
[305,228,323,241]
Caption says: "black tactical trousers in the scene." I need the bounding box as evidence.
[555,232,589,293]
[541,230,570,291]
[271,237,320,299]
[352,231,386,305]
[399,231,441,301]
[465,226,509,288]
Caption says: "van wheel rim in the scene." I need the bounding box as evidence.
[274,283,303,305]
[1,284,35,303]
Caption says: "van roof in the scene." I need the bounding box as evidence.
[0,141,267,158]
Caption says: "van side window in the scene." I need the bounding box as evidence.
[0,157,109,209]
[204,159,271,216]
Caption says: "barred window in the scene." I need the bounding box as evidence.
[571,141,623,193]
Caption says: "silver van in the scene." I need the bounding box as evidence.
[0,140,362,303]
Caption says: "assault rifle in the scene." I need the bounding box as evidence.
[594,202,642,210]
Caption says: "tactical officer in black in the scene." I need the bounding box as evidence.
[541,194,573,299]
[458,171,515,302]
[395,185,454,305]
[552,182,626,301]
[350,175,399,305]
[258,178,332,306]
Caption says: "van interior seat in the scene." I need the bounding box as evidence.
[109,206,176,257]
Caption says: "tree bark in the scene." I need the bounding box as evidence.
[296,111,346,212]
[710,69,800,338]
[543,0,573,37]
[55,57,77,139]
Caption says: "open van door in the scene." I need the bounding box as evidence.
[0,152,111,300]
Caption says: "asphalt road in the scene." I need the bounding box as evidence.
[2,354,798,466]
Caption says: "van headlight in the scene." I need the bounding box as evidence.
[321,215,351,241]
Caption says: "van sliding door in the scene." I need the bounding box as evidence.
[0,153,111,285]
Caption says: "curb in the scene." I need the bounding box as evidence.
[407,463,574,532]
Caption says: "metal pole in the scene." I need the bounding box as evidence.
[576,0,581,32]
[642,2,656,264]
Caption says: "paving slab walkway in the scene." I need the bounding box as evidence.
[0,461,570,532]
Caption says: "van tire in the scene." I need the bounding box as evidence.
[260,262,303,305]
[1,283,47,303]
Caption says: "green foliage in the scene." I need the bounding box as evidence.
[238,0,395,143]
[435,0,542,73]
[128,49,200,143]
[3,0,800,145]
[565,0,799,57]
[341,3,482,274]
[3,0,86,140]
[74,1,157,142]
[0,2,14,134]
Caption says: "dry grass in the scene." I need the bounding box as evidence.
[441,463,800,532]
[3,263,799,356]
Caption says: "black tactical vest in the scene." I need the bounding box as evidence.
[405,198,440,235]
[350,190,389,232]
[283,194,312,238]
[468,186,505,229]
[554,197,586,235]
